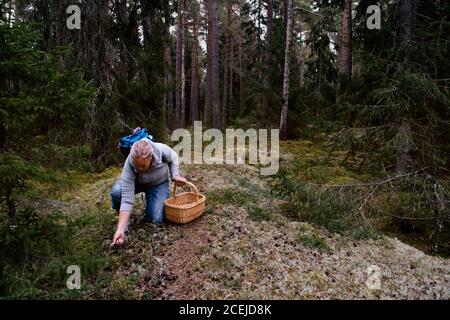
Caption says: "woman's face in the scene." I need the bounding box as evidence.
[133,156,152,173]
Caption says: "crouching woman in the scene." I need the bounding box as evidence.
[110,138,186,246]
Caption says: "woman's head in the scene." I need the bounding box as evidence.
[130,140,153,172]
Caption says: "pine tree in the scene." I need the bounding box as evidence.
[176,0,186,128]
[280,0,293,139]
[210,0,221,129]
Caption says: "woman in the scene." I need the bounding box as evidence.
[110,138,186,246]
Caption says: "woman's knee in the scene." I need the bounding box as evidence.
[145,199,165,223]
[144,182,169,223]
[110,181,122,201]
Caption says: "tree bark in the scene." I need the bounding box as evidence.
[338,0,352,78]
[181,24,186,127]
[143,12,152,48]
[175,0,186,128]
[396,0,415,174]
[298,44,305,88]
[204,0,212,125]
[279,0,293,140]
[39,0,51,50]
[297,19,307,88]
[283,0,288,25]
[163,7,174,130]
[210,0,221,129]
[229,30,234,120]
[401,0,414,47]
[222,0,232,127]
[164,45,174,129]
[261,0,274,125]
[238,0,244,117]
[395,120,414,174]
[190,1,200,122]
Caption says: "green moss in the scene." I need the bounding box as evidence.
[109,275,140,299]
[141,290,158,300]
[296,233,331,253]
[206,187,256,207]
[246,205,271,221]
[328,175,359,185]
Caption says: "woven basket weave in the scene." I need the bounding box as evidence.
[164,181,206,224]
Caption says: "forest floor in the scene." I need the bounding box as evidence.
[39,139,449,300]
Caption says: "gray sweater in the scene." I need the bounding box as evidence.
[119,138,180,212]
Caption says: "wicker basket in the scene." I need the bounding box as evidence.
[164,181,206,224]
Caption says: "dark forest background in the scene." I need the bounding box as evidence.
[0,0,450,298]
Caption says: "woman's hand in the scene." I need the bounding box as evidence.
[132,127,141,134]
[111,211,130,246]
[173,176,187,186]
[111,229,125,246]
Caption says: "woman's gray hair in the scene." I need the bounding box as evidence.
[130,140,153,159]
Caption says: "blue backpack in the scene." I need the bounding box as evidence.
[118,128,156,158]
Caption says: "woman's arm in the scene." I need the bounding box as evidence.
[158,142,187,186]
[112,158,135,246]
[112,210,130,246]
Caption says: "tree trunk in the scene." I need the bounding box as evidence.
[210,0,221,129]
[222,0,232,127]
[181,24,186,127]
[39,0,51,50]
[279,0,293,140]
[261,0,274,125]
[229,31,233,120]
[395,120,414,174]
[175,0,186,128]
[297,20,307,88]
[238,0,244,117]
[129,6,140,48]
[283,0,288,25]
[204,0,212,125]
[143,13,152,48]
[401,0,414,47]
[338,0,352,78]
[190,1,200,122]
[117,0,129,26]
[163,7,175,130]
[396,0,415,174]
[164,45,174,129]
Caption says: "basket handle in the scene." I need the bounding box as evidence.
[172,180,199,200]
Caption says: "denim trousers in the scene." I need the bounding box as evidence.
[110,179,170,223]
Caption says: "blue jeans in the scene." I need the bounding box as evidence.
[110,180,170,223]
